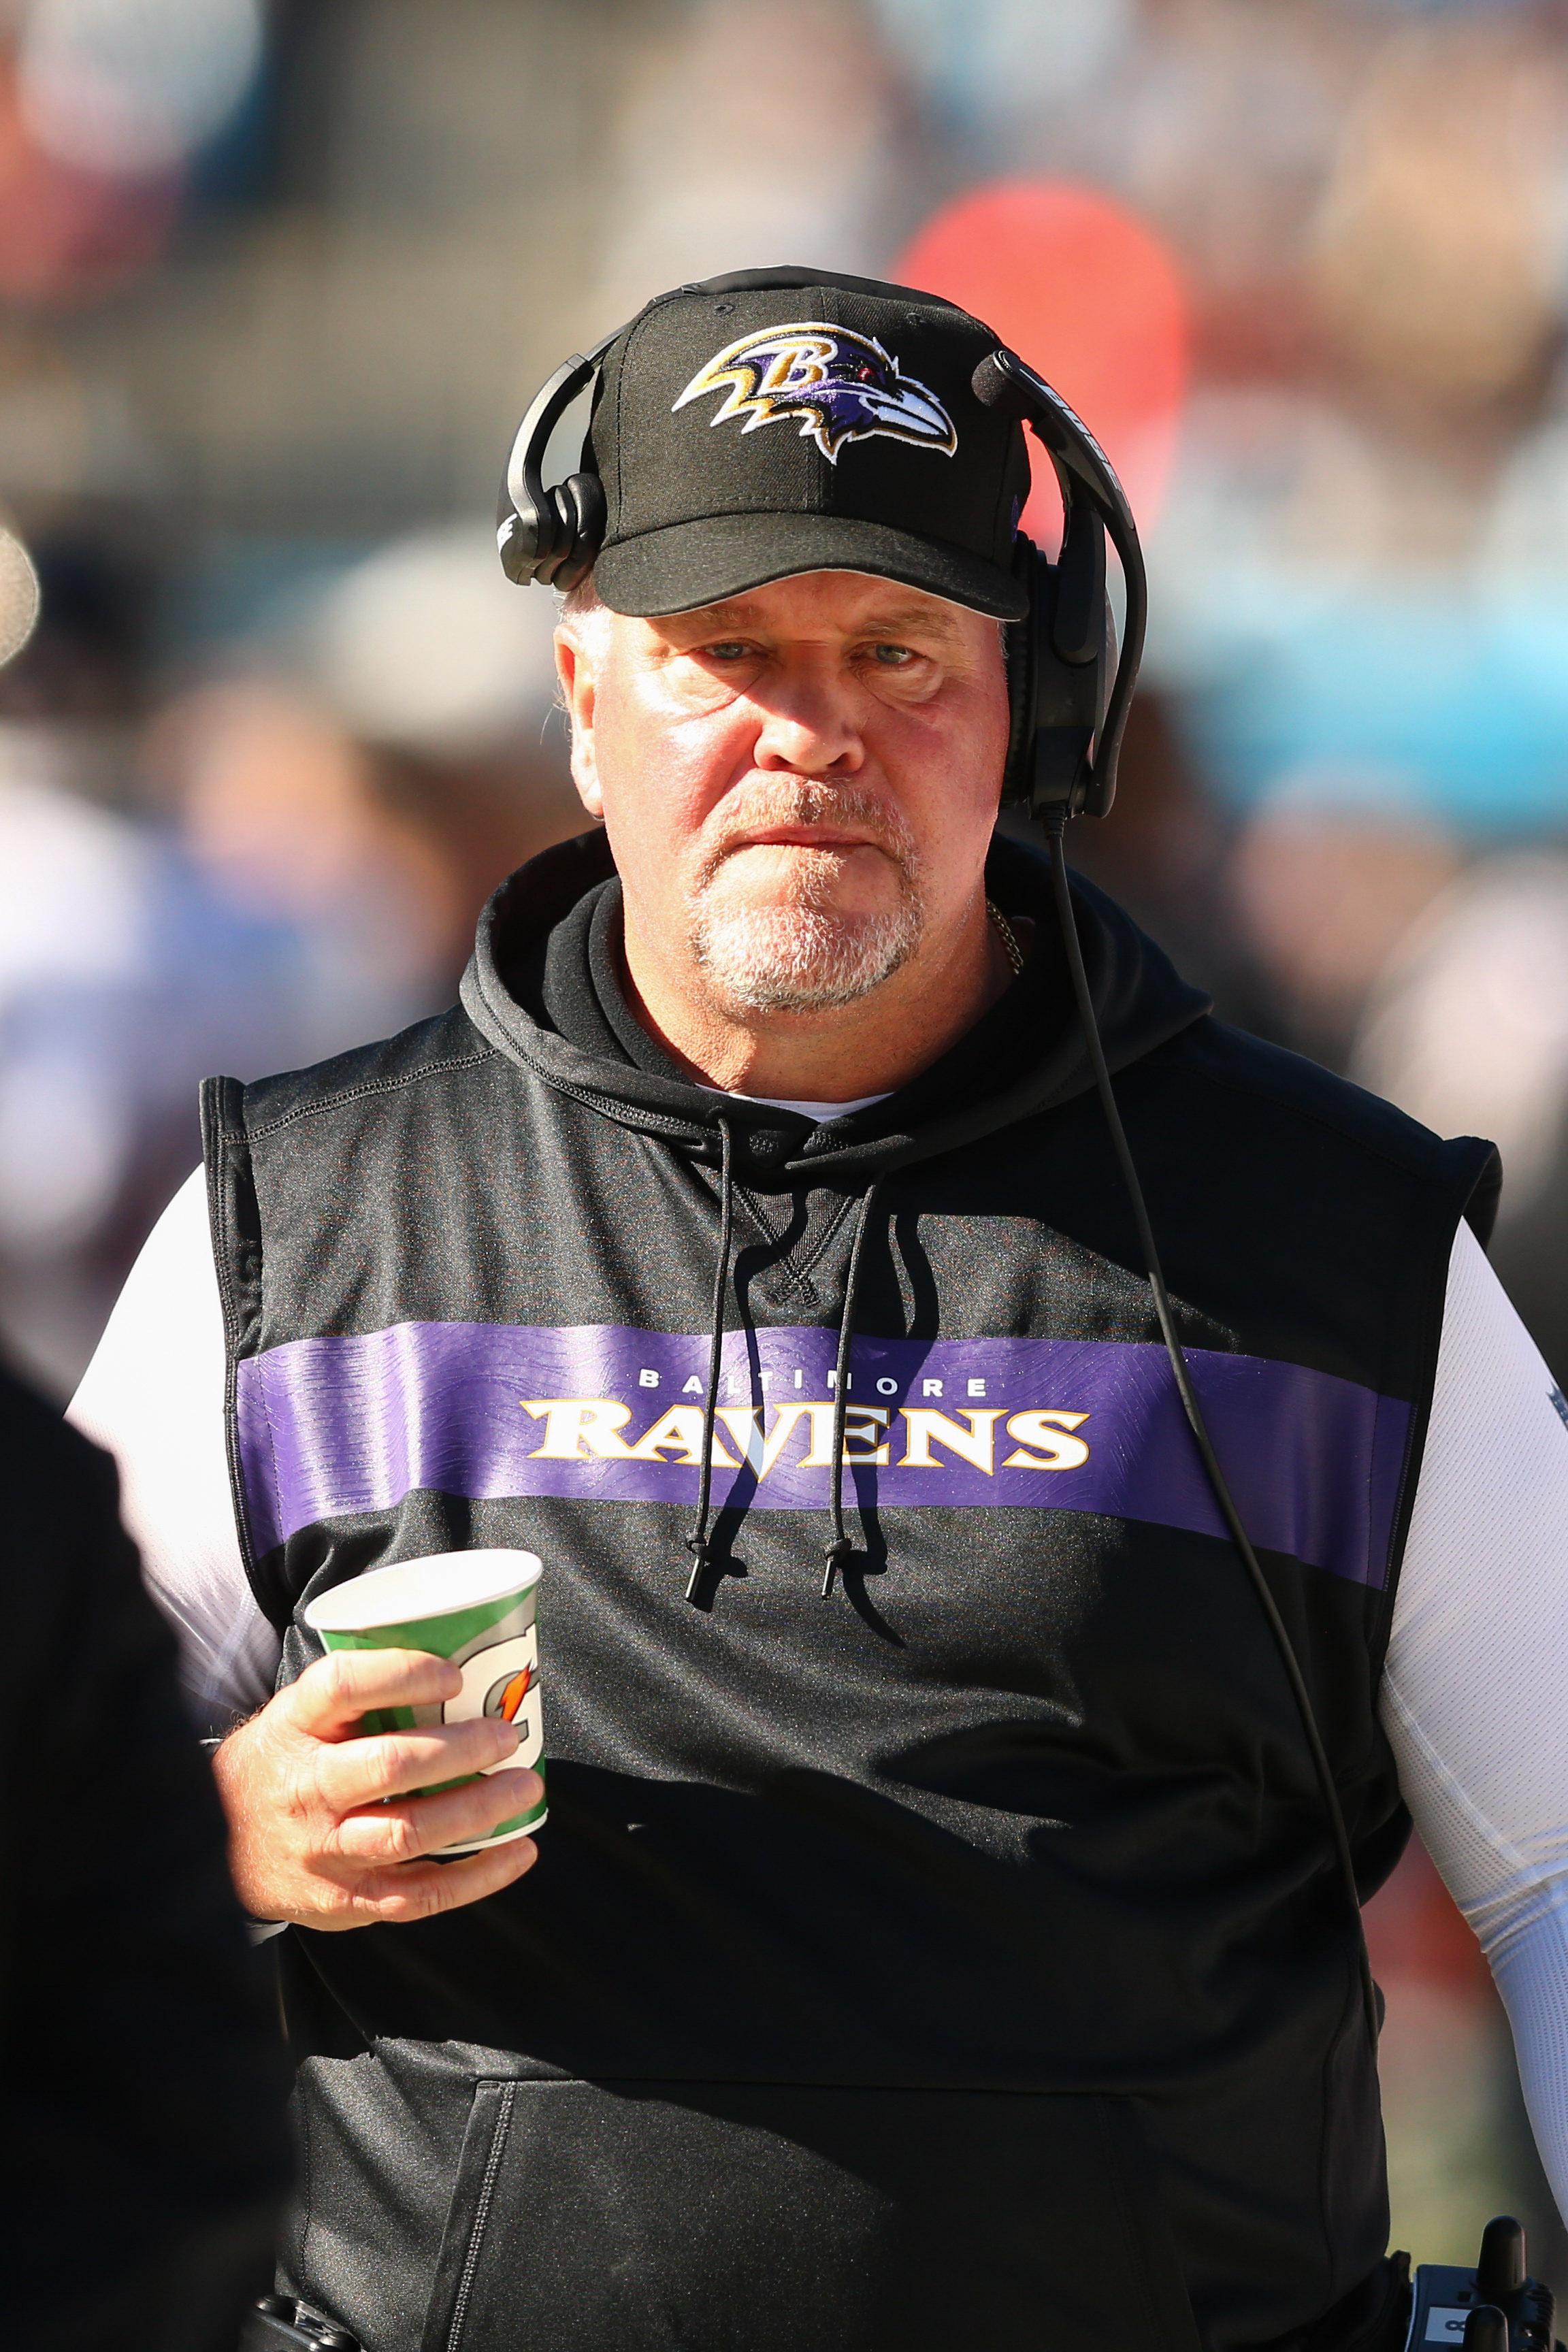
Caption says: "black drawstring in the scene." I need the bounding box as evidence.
[683,1120,884,1605]
[821,1175,885,1597]
[685,1118,735,1604]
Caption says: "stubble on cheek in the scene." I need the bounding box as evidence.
[683,781,927,1015]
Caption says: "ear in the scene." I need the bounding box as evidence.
[554,623,602,820]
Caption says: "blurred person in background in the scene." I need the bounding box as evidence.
[0,518,195,1390]
[145,679,453,1039]
[68,266,1568,2352]
[1354,851,1568,1389]
[289,523,588,967]
[0,522,551,1396]
[1017,689,1284,1039]
[1224,769,1463,1068]
[0,525,289,2351]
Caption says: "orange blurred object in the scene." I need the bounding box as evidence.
[0,52,178,306]
[895,180,1190,542]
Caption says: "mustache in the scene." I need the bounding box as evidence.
[693,781,919,889]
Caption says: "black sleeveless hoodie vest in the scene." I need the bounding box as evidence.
[203,831,1498,2352]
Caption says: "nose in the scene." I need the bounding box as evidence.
[749,657,864,776]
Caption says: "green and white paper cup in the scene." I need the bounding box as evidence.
[304,1548,546,1852]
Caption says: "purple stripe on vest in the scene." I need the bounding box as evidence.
[235,1321,1410,1588]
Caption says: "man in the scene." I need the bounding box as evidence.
[71,270,1568,2352]
[1,1361,289,2350]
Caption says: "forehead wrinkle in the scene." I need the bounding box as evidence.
[662,587,972,644]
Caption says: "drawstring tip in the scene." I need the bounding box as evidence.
[685,1539,711,1607]
[821,1539,851,1599]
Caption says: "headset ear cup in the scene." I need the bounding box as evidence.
[1026,551,1101,819]
[969,344,1146,823]
[499,467,591,585]
[551,474,608,592]
[538,485,580,586]
[1000,535,1039,806]
[1001,615,1030,804]
[496,339,617,591]
[497,478,561,585]
[497,514,532,585]
[498,504,547,584]
[1051,497,1105,667]
[1075,593,1120,817]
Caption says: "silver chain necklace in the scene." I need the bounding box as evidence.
[986,898,1026,977]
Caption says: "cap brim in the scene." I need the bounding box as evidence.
[593,511,1028,622]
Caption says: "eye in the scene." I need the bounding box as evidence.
[870,643,917,667]
[699,640,755,662]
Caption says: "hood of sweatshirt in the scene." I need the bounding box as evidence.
[459,826,1211,1186]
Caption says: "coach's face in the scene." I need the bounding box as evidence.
[555,570,1010,1019]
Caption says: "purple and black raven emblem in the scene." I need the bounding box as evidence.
[673,321,958,466]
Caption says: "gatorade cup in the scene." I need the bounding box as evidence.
[303,1549,546,1851]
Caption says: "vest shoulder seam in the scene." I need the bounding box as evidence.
[244,1046,497,1140]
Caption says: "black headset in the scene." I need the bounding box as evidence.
[497,327,618,600]
[497,312,1147,824]
[970,346,1146,822]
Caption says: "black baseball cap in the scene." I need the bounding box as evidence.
[584,266,1032,623]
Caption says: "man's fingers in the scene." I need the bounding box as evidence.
[316,1714,520,1810]
[353,1833,539,1925]
[213,1646,545,1932]
[332,1767,544,1867]
[285,1646,461,1737]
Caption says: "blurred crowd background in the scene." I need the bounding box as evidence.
[0,0,1563,2291]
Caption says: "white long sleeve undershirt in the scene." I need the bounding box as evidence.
[69,1171,1568,2219]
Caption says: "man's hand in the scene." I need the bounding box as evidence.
[212,1648,542,1929]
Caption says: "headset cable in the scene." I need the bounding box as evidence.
[1041,802,1380,2049]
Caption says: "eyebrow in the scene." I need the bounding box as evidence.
[668,594,966,642]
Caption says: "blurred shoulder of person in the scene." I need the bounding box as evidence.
[0,1358,289,2352]
[1353,849,1568,1385]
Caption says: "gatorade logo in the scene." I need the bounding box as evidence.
[446,1627,543,1769]
[486,1662,532,1722]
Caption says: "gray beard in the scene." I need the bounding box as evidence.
[683,781,926,1014]
[689,892,924,1013]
